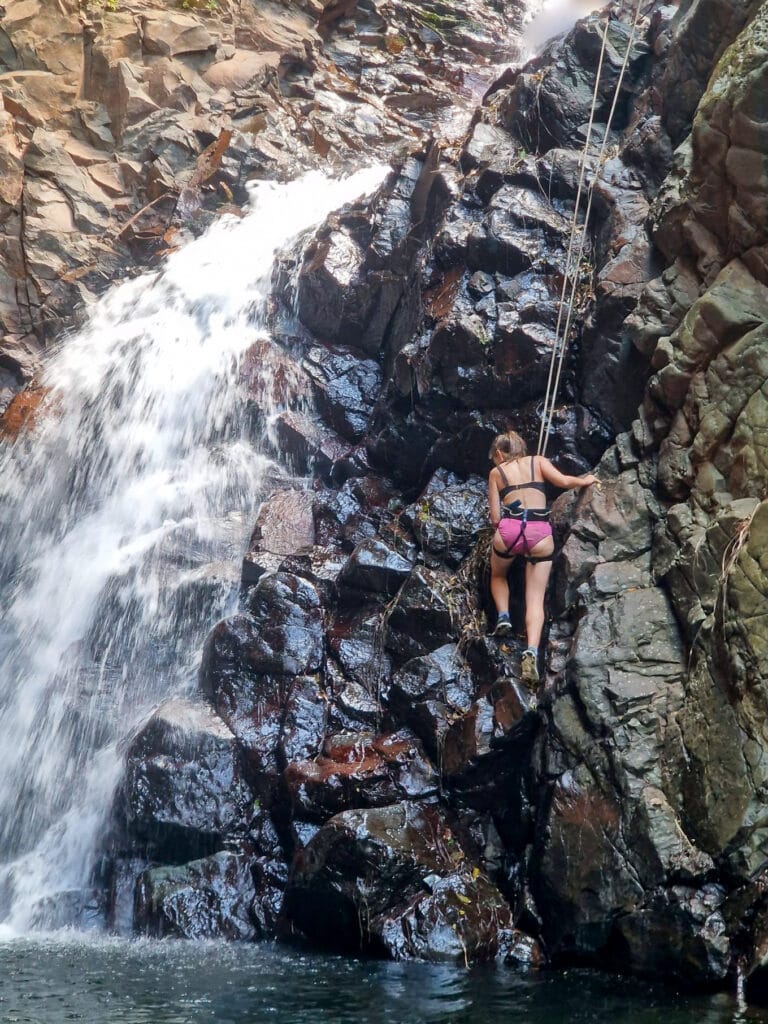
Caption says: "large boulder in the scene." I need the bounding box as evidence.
[199,573,325,799]
[293,149,450,358]
[388,644,475,762]
[283,802,519,962]
[384,565,471,662]
[119,699,253,861]
[242,489,316,585]
[401,471,487,568]
[134,851,260,940]
[284,729,439,820]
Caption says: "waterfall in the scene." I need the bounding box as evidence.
[0,165,387,934]
[523,0,604,52]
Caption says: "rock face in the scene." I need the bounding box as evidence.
[8,0,768,996]
[0,0,522,415]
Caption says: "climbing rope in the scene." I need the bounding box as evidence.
[537,0,645,457]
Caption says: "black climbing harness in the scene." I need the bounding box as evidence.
[493,458,553,564]
[492,506,554,564]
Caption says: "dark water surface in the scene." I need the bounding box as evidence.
[0,938,766,1024]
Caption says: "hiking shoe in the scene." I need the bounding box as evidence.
[493,613,513,638]
[521,649,539,688]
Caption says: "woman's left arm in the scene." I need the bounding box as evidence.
[488,470,501,526]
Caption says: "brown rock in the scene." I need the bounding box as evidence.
[141,14,218,58]
[0,334,43,382]
[0,385,50,438]
[203,50,281,91]
[87,163,125,197]
[0,70,77,128]
[0,102,25,208]
[242,489,316,584]
[110,60,160,136]
[284,729,438,820]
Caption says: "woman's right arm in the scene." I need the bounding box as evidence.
[539,456,599,491]
[488,470,502,525]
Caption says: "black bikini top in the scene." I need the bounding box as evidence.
[497,456,547,504]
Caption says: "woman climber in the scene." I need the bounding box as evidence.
[488,431,599,689]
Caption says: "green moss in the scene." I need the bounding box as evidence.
[415,9,460,30]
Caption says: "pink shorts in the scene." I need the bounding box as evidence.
[497,517,553,556]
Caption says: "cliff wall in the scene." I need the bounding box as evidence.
[3,0,768,994]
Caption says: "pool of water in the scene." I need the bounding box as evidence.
[0,938,766,1024]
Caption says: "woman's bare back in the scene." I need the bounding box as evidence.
[492,455,548,511]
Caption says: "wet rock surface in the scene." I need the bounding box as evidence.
[283,802,522,962]
[118,699,254,862]
[9,0,768,995]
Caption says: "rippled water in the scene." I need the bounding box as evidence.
[0,939,765,1024]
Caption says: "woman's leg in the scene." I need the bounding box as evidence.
[523,537,554,648]
[490,530,513,614]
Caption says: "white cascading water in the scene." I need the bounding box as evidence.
[523,0,604,52]
[0,165,386,934]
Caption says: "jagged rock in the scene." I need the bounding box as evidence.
[0,100,25,209]
[326,670,381,731]
[461,120,520,175]
[284,729,439,819]
[497,17,649,152]
[244,572,324,675]
[313,481,378,551]
[303,344,381,442]
[424,314,495,408]
[120,699,254,861]
[384,565,469,662]
[658,0,759,147]
[109,60,161,137]
[489,677,535,738]
[203,50,281,91]
[199,574,325,797]
[141,14,218,58]
[534,769,646,958]
[283,801,516,962]
[612,885,730,983]
[494,306,557,401]
[0,70,78,129]
[579,163,654,429]
[24,129,113,232]
[293,150,447,357]
[134,851,259,940]
[388,644,475,761]
[0,334,43,382]
[201,632,325,799]
[467,215,541,277]
[277,545,348,606]
[271,409,353,479]
[242,489,315,584]
[327,607,391,696]
[495,269,560,324]
[439,698,496,777]
[338,537,414,598]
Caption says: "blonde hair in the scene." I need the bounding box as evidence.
[489,430,527,462]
